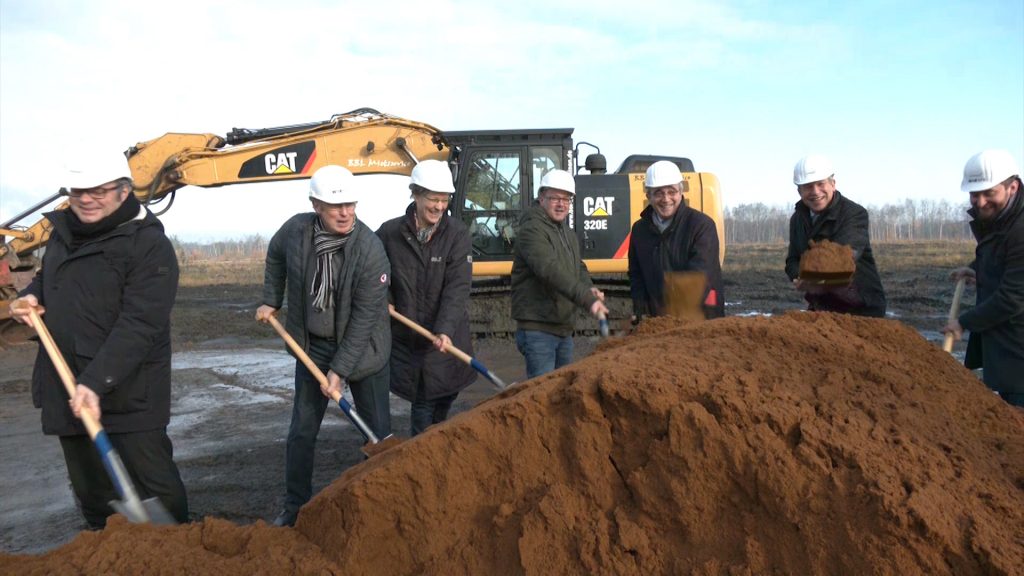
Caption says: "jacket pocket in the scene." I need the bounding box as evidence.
[74,335,150,414]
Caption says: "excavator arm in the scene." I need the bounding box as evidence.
[1,108,450,260]
[0,108,452,331]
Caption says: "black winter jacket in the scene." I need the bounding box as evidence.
[21,209,178,436]
[628,204,724,319]
[263,215,391,382]
[376,204,476,401]
[961,189,1024,395]
[511,204,597,337]
[786,192,886,317]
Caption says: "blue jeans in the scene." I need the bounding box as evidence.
[284,335,391,512]
[515,329,574,379]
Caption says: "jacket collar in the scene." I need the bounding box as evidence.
[794,190,844,224]
[402,201,449,237]
[46,206,157,248]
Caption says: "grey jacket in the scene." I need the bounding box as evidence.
[263,214,391,381]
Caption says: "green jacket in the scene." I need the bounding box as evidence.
[511,204,597,336]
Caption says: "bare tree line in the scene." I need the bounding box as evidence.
[169,235,268,263]
[168,198,975,261]
[724,198,974,244]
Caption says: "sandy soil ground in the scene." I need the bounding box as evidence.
[0,242,973,555]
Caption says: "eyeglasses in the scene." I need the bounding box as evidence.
[648,188,681,201]
[544,195,573,205]
[65,182,123,199]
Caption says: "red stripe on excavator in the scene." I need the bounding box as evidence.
[612,232,631,259]
[300,148,318,174]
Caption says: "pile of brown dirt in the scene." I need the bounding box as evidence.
[4,313,1022,575]
[800,239,856,278]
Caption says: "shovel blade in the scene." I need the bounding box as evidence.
[110,497,178,525]
[360,434,405,458]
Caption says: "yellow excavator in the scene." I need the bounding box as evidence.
[0,107,724,335]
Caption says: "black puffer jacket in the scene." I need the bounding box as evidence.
[263,215,391,381]
[376,204,476,401]
[961,189,1024,395]
[785,191,886,317]
[628,204,724,319]
[20,209,178,436]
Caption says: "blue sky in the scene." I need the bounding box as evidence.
[1,0,1021,240]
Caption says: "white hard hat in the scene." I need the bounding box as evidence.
[961,149,1020,193]
[309,165,357,203]
[793,154,835,186]
[539,169,576,195]
[645,160,683,188]
[63,152,131,190]
[410,159,455,193]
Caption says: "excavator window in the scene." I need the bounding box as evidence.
[529,146,563,199]
[461,150,522,260]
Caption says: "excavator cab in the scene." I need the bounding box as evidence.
[446,129,572,276]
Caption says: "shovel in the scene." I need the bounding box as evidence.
[388,305,510,390]
[26,307,176,525]
[942,277,967,354]
[265,315,401,457]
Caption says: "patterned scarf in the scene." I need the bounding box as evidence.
[310,216,352,311]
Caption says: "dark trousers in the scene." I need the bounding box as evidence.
[59,429,189,529]
[410,374,457,436]
[284,335,391,512]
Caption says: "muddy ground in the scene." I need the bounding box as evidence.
[0,242,975,555]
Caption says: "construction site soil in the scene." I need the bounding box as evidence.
[3,242,1021,575]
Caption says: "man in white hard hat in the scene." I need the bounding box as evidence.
[376,160,476,435]
[9,154,189,528]
[944,149,1023,407]
[256,164,392,526]
[511,169,608,378]
[628,160,724,320]
[785,154,886,317]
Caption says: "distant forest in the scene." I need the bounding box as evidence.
[724,198,973,244]
[169,198,975,261]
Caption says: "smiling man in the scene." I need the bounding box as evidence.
[785,154,886,317]
[256,164,391,526]
[511,169,608,378]
[376,160,475,435]
[9,154,188,529]
[628,160,724,321]
[944,149,1023,407]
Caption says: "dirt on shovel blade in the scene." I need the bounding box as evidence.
[3,312,1022,575]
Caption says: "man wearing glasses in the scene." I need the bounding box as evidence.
[511,169,608,379]
[256,164,391,527]
[9,154,189,528]
[629,160,724,321]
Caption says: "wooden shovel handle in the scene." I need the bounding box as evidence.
[942,278,967,354]
[388,305,473,365]
[265,315,338,401]
[27,307,103,438]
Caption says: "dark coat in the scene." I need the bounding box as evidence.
[628,204,724,319]
[376,204,476,401]
[262,215,391,382]
[961,189,1024,395]
[786,191,887,317]
[20,209,179,436]
[511,204,597,337]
